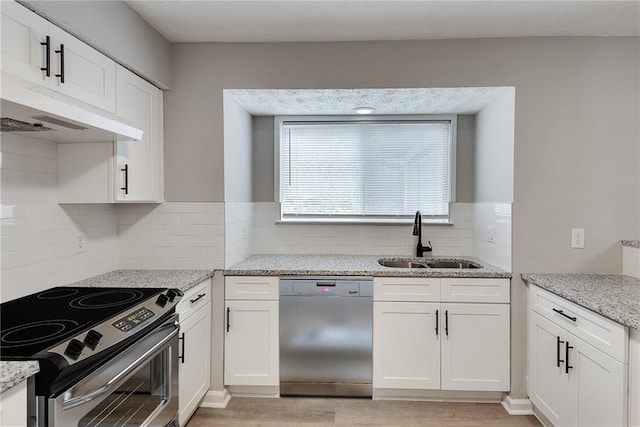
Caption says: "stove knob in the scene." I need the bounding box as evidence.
[84,330,103,348]
[156,293,169,307]
[65,339,85,360]
[166,288,183,302]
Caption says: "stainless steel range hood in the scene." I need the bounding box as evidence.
[1,79,143,143]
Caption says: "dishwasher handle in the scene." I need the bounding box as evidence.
[316,281,336,287]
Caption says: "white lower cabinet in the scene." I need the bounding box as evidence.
[177,280,211,426]
[528,285,628,427]
[0,381,27,427]
[373,302,440,389]
[373,278,510,393]
[440,303,510,391]
[224,299,279,386]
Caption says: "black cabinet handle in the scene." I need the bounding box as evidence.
[565,341,573,373]
[445,310,449,336]
[226,307,231,332]
[40,35,50,76]
[178,332,185,364]
[553,308,577,322]
[55,43,64,83]
[556,336,565,367]
[120,164,129,195]
[435,309,439,336]
[190,293,206,304]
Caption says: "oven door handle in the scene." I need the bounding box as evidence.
[62,319,179,410]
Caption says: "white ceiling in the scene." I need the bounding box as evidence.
[126,1,640,43]
[226,87,512,115]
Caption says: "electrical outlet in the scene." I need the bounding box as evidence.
[242,224,248,240]
[571,228,585,249]
[75,232,87,253]
[487,226,496,243]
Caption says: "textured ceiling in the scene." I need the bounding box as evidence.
[226,87,513,115]
[126,1,640,43]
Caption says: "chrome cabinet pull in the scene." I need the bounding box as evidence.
[553,308,577,322]
[55,43,65,83]
[40,35,50,76]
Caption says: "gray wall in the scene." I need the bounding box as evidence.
[166,38,640,398]
[19,0,173,88]
[250,114,477,203]
[223,94,253,202]
[475,92,515,202]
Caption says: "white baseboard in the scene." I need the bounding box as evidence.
[501,395,534,415]
[200,388,231,409]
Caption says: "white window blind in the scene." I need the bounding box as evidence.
[279,120,452,220]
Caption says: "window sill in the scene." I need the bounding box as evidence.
[276,218,454,226]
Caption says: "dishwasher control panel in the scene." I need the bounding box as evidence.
[280,278,373,297]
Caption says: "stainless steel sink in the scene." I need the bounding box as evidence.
[378,260,429,269]
[425,260,480,269]
[378,259,481,269]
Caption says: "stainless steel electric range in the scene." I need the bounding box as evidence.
[0,286,183,427]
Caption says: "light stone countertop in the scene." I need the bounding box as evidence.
[69,269,214,292]
[225,254,511,278]
[622,240,640,248]
[1,269,214,393]
[522,273,640,329]
[1,361,39,394]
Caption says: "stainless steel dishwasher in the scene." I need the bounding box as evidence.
[279,277,373,397]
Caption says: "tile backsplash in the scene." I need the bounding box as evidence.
[1,134,119,301]
[118,202,225,270]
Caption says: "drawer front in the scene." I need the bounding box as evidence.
[441,278,510,303]
[529,285,628,363]
[225,276,279,300]
[373,277,440,302]
[177,279,211,319]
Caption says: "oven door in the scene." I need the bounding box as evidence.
[40,313,179,427]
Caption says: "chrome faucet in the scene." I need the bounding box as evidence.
[412,211,433,257]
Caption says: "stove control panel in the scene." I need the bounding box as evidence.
[112,307,155,332]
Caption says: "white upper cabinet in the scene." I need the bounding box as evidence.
[58,67,164,204]
[114,65,163,202]
[1,1,49,85]
[1,1,116,112]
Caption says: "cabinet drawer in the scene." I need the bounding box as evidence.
[225,276,279,300]
[177,279,211,319]
[529,285,628,363]
[441,278,510,303]
[374,277,440,302]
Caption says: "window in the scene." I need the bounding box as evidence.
[276,116,456,223]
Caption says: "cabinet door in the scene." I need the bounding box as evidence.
[440,303,510,391]
[373,302,440,389]
[574,336,627,427]
[115,65,163,202]
[0,1,49,85]
[224,300,279,386]
[178,302,211,426]
[528,311,577,426]
[47,25,116,112]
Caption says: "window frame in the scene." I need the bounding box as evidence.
[274,114,458,224]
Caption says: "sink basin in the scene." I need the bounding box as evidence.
[378,259,481,269]
[378,260,429,269]
[425,261,480,269]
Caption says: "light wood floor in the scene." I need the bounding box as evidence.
[186,397,542,426]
